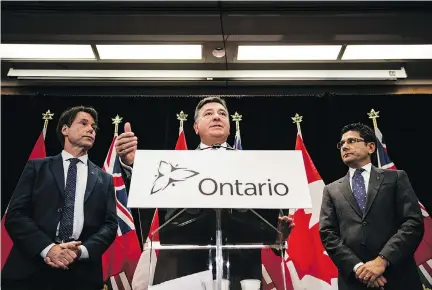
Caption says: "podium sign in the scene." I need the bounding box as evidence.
[128,150,312,209]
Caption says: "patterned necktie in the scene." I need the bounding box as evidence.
[352,168,367,214]
[58,158,81,242]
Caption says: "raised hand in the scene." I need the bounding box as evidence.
[115,122,138,166]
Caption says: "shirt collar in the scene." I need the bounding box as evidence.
[349,162,372,178]
[61,150,88,165]
[199,142,229,150]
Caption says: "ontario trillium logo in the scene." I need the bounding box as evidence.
[151,160,200,195]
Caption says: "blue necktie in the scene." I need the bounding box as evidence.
[352,168,367,214]
[58,158,80,242]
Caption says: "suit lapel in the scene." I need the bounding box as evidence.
[364,166,384,218]
[84,160,98,202]
[50,154,65,197]
[339,173,363,218]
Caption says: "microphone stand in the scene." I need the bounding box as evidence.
[187,144,289,289]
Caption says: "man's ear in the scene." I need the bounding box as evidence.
[193,122,199,135]
[61,125,69,137]
[368,142,376,155]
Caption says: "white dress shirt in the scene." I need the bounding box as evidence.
[349,162,371,272]
[348,163,372,194]
[40,150,89,259]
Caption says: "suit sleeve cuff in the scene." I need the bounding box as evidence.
[119,159,133,178]
[40,243,55,258]
[353,262,364,272]
[79,245,89,260]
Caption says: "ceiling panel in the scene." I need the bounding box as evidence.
[2,1,432,86]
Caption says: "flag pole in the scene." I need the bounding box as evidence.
[42,109,54,129]
[176,110,188,134]
[231,111,242,144]
[229,112,244,280]
[111,114,123,137]
[368,108,380,130]
[367,109,381,167]
[291,113,303,138]
[42,110,54,139]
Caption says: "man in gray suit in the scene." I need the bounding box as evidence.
[115,96,293,289]
[319,122,424,290]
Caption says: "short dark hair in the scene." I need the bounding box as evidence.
[340,122,377,149]
[56,106,99,146]
[194,96,229,122]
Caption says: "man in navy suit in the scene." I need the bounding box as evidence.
[115,97,293,289]
[3,106,118,290]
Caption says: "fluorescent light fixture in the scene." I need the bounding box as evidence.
[342,44,432,60]
[237,45,342,61]
[7,68,407,80]
[96,45,202,60]
[0,44,96,60]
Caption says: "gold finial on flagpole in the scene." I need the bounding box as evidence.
[112,114,123,137]
[42,110,54,129]
[291,113,303,135]
[231,112,242,135]
[367,109,380,129]
[177,111,188,132]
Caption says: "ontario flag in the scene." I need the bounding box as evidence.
[131,126,188,289]
[374,125,432,288]
[261,132,338,290]
[1,127,47,271]
[233,129,242,150]
[102,136,142,290]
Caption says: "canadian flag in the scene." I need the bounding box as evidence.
[132,126,188,289]
[262,132,338,290]
[1,128,47,271]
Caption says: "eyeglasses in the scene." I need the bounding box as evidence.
[337,138,365,149]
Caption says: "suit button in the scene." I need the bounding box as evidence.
[58,208,62,213]
[362,221,367,226]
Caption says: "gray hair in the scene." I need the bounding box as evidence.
[194,96,229,122]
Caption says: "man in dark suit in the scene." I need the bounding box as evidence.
[3,106,118,290]
[319,122,424,290]
[115,96,293,289]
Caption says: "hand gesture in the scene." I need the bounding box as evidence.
[115,122,138,166]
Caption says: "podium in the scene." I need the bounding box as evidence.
[128,150,312,290]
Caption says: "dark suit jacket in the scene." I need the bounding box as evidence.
[319,166,424,290]
[3,154,118,285]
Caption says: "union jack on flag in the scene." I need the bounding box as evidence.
[102,136,142,290]
[374,125,432,288]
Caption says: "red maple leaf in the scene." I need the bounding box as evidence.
[287,209,337,285]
